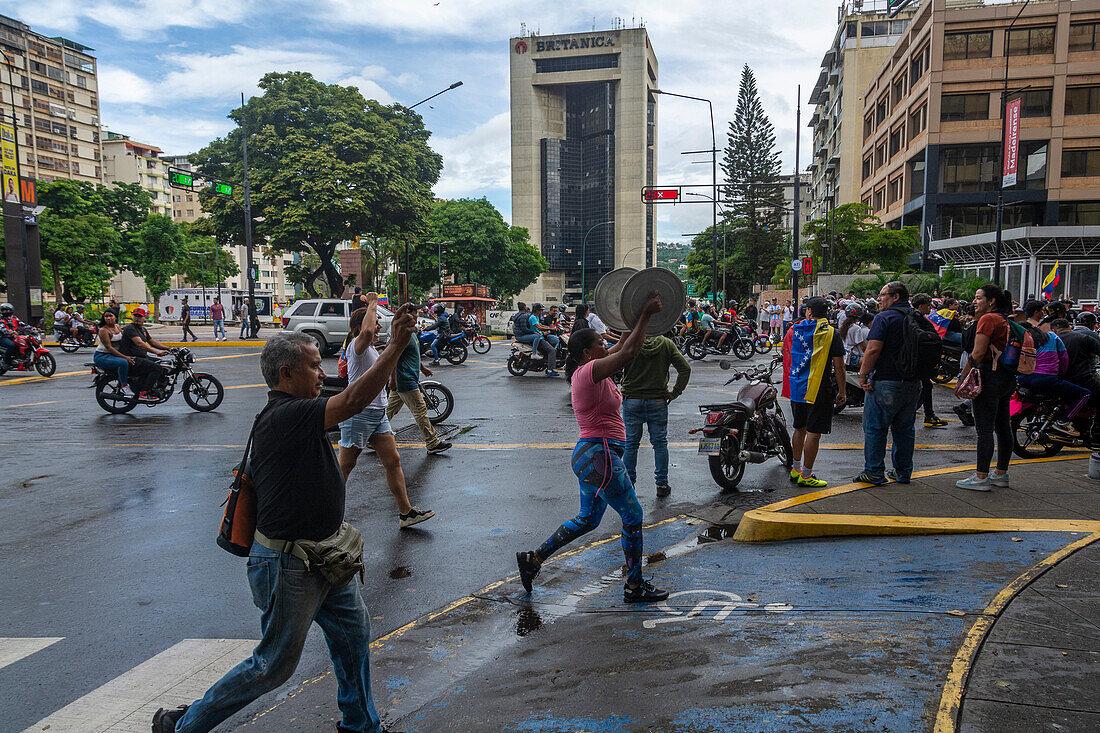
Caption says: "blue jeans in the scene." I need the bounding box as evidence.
[239,319,249,338]
[862,379,921,479]
[176,541,381,733]
[622,398,670,485]
[537,439,644,585]
[93,351,129,386]
[212,319,226,339]
[431,333,447,360]
[0,336,14,363]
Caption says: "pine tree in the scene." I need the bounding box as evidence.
[719,65,786,297]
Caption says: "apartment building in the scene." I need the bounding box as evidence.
[0,14,101,184]
[101,131,172,215]
[807,1,917,220]
[779,173,813,234]
[860,0,1100,301]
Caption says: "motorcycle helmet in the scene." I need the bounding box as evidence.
[433,304,445,315]
[0,303,12,317]
[1077,311,1097,329]
[844,303,864,320]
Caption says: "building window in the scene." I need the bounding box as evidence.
[892,76,907,107]
[186,194,193,202]
[939,144,999,192]
[910,44,930,86]
[1007,26,1055,56]
[873,187,886,211]
[875,143,887,170]
[861,19,908,37]
[1062,148,1100,177]
[174,209,181,217]
[941,93,989,122]
[944,31,992,60]
[1066,86,1100,115]
[862,156,872,182]
[1019,89,1052,118]
[875,98,888,126]
[1070,23,1100,52]
[864,113,874,138]
[1010,141,1048,191]
[909,105,927,140]
[910,155,926,198]
[186,209,194,216]
[888,177,902,205]
[889,125,903,158]
[1058,201,1100,225]
[534,54,619,73]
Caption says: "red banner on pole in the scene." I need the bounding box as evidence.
[1003,97,1021,188]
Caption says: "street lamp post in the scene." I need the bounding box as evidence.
[994,0,1032,286]
[655,89,717,301]
[409,81,463,110]
[581,221,613,304]
[429,240,454,296]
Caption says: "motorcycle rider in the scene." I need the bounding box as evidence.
[426,303,451,366]
[515,302,559,377]
[1052,318,1100,443]
[119,307,171,393]
[71,305,93,342]
[0,302,23,367]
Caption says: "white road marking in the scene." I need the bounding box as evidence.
[0,637,63,671]
[25,638,257,733]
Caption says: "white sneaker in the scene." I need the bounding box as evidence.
[956,473,992,491]
[989,472,1010,488]
[120,385,134,397]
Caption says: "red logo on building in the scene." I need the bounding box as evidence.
[515,40,528,54]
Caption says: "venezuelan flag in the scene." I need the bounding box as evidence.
[376,295,389,307]
[1042,262,1061,299]
[926,310,952,338]
[782,318,835,405]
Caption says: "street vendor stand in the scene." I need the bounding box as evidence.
[434,284,496,327]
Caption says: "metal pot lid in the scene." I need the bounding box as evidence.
[592,267,637,332]
[619,267,687,336]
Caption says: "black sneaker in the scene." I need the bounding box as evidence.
[952,403,975,427]
[399,506,434,529]
[427,441,452,455]
[624,580,669,603]
[516,551,541,593]
[656,482,671,497]
[152,704,189,732]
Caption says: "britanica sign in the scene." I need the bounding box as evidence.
[534,34,616,53]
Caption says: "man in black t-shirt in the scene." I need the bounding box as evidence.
[154,306,418,733]
[1054,319,1100,442]
[789,297,847,488]
[119,308,170,391]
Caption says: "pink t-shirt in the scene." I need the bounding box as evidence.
[571,360,626,441]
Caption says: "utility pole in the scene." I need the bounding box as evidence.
[792,85,801,307]
[241,92,256,337]
[994,0,1032,287]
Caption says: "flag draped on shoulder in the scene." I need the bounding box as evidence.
[782,318,835,405]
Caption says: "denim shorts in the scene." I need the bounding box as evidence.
[339,407,393,448]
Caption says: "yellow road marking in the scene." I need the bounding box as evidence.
[225,383,267,390]
[4,400,60,408]
[0,369,87,386]
[196,351,262,361]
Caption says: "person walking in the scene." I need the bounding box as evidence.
[516,293,670,603]
[210,297,226,341]
[385,330,452,455]
[180,297,198,342]
[620,332,691,497]
[239,298,251,339]
[339,307,434,528]
[912,294,948,428]
[784,297,847,487]
[954,285,1016,491]
[855,281,922,485]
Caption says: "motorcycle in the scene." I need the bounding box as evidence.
[685,328,754,361]
[692,359,793,490]
[55,324,98,353]
[0,327,56,377]
[1010,385,1097,458]
[744,322,774,355]
[832,367,866,414]
[507,333,568,376]
[460,324,492,354]
[88,347,224,414]
[418,331,469,365]
[320,375,454,437]
[932,342,963,384]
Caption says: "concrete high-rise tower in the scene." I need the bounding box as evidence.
[510,27,658,305]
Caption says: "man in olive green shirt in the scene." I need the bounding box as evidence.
[620,335,691,497]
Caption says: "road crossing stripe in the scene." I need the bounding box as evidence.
[25,638,257,733]
[0,637,63,671]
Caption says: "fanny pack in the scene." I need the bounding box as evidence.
[255,522,365,587]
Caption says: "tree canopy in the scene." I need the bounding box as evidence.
[802,203,918,274]
[685,221,786,300]
[192,71,443,297]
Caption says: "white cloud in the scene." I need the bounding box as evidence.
[97,66,157,105]
[431,112,510,199]
[18,0,256,41]
[102,112,231,155]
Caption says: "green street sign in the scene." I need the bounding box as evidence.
[168,169,194,189]
[213,182,233,195]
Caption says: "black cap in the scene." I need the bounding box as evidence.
[806,296,828,317]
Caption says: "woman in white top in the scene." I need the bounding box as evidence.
[337,305,433,529]
[93,310,135,394]
[840,311,873,370]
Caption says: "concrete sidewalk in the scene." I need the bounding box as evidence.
[242,455,1100,733]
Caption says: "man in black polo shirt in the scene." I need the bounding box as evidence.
[856,280,921,485]
[119,307,170,392]
[154,305,417,733]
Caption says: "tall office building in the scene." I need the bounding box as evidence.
[0,14,101,184]
[807,1,916,220]
[510,26,658,304]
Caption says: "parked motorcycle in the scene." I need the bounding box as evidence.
[1010,384,1097,458]
[55,325,97,353]
[507,334,568,376]
[932,342,963,384]
[0,327,56,377]
[461,324,492,354]
[418,331,468,365]
[88,347,224,414]
[692,359,793,490]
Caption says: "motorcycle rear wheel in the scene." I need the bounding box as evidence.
[507,355,528,376]
[60,338,79,354]
[95,377,137,413]
[754,338,773,355]
[446,343,468,365]
[472,335,491,354]
[1010,409,1064,459]
[35,353,56,377]
[708,435,746,491]
[733,340,754,361]
[420,381,454,424]
[183,373,225,412]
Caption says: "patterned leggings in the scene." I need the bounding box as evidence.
[536,439,644,586]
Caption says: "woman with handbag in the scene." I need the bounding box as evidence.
[954,284,1014,491]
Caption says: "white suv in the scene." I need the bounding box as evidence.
[281,299,398,355]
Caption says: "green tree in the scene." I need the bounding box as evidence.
[719,64,786,294]
[131,214,185,314]
[407,198,547,299]
[802,203,917,274]
[684,221,784,301]
[192,71,443,297]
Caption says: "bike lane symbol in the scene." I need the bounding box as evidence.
[642,589,793,630]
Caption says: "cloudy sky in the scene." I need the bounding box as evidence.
[8,0,839,241]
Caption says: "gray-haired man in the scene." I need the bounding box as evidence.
[153,306,416,733]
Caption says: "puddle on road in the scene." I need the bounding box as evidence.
[389,566,412,579]
[514,607,543,637]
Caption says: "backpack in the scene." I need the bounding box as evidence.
[994,315,1036,375]
[894,306,943,380]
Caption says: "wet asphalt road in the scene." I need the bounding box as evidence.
[0,341,973,730]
